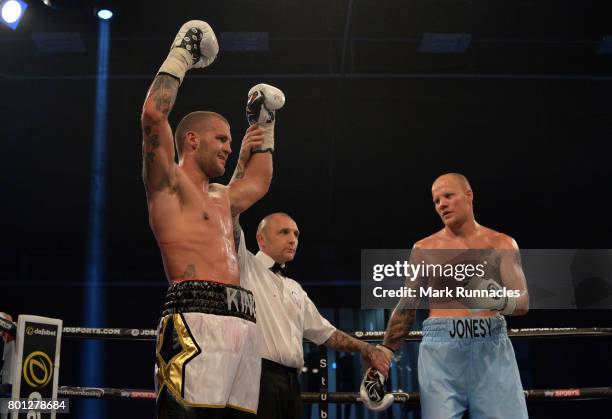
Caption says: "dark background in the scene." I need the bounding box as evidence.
[1,0,611,417]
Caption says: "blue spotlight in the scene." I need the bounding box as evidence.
[96,8,112,20]
[0,0,28,30]
[81,16,110,419]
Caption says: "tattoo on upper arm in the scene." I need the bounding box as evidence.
[142,125,161,188]
[231,162,245,183]
[383,309,415,350]
[141,75,180,195]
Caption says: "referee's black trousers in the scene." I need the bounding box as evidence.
[257,359,303,419]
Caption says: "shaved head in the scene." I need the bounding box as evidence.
[433,173,472,192]
[257,212,294,234]
[256,212,300,264]
[431,172,475,228]
[174,111,229,157]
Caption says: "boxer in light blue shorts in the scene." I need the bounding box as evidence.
[418,315,528,419]
[363,174,531,414]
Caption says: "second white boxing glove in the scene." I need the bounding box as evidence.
[246,83,285,153]
[359,368,394,411]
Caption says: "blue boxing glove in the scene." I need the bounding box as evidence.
[359,368,394,411]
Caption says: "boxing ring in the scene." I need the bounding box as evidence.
[1,316,611,417]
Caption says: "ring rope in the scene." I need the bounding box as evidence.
[2,319,610,341]
[3,385,609,403]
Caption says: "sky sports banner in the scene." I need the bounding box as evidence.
[10,316,62,419]
[361,249,612,310]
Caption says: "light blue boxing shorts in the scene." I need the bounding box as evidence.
[418,315,528,419]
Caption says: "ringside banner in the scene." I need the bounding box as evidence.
[361,249,612,310]
[10,316,62,419]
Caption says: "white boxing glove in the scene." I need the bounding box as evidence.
[246,83,285,153]
[359,368,394,411]
[462,276,517,315]
[158,20,219,84]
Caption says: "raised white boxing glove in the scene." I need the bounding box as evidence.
[461,275,517,315]
[359,368,394,411]
[158,20,219,84]
[246,84,285,153]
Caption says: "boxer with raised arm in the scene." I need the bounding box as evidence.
[141,20,285,418]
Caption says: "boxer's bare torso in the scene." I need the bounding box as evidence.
[141,75,270,287]
[382,173,528,354]
[148,171,239,286]
[415,224,515,318]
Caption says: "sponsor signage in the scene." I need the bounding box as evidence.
[10,316,62,419]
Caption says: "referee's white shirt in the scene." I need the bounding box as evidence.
[238,230,336,370]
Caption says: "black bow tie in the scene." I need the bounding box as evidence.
[270,262,288,277]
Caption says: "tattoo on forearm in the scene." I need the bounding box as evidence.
[150,75,179,116]
[382,309,415,351]
[324,331,369,356]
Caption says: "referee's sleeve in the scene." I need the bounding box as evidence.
[236,227,251,286]
[302,292,336,345]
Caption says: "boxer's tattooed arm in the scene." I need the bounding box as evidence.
[382,308,415,352]
[142,125,160,191]
[231,162,245,181]
[324,330,371,357]
[141,74,178,192]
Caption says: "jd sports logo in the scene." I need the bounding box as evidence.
[23,351,53,388]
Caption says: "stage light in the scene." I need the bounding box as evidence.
[0,0,28,30]
[82,14,111,419]
[96,8,112,20]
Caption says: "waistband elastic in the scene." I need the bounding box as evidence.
[162,280,256,323]
[261,359,298,376]
[422,315,507,342]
